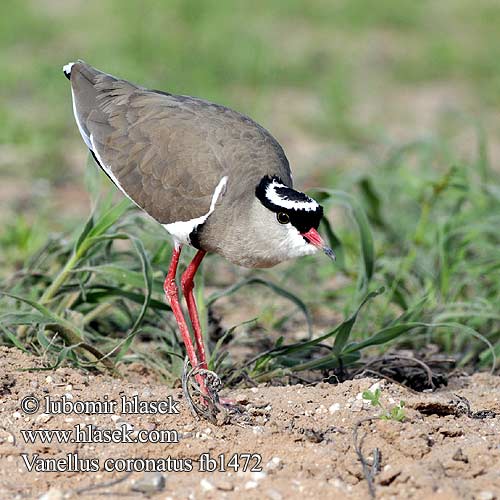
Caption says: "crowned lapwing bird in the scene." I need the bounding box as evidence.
[63,60,334,413]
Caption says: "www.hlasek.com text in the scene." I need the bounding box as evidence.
[21,424,178,445]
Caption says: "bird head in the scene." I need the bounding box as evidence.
[255,175,335,262]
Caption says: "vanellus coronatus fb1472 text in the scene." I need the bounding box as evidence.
[63,60,334,414]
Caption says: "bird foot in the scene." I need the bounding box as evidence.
[181,359,244,423]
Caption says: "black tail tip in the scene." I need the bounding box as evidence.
[63,62,75,80]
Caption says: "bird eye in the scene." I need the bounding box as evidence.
[277,212,290,224]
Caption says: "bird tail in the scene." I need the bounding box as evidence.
[62,61,75,80]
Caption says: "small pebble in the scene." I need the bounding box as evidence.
[130,472,165,493]
[36,413,52,424]
[245,480,258,490]
[266,457,283,472]
[12,412,22,420]
[200,478,214,492]
[315,404,327,415]
[38,489,64,500]
[216,480,234,491]
[45,376,54,384]
[477,492,495,500]
[367,381,383,393]
[267,489,283,500]
[351,400,363,412]
[251,470,267,481]
[329,403,341,414]
[452,448,468,463]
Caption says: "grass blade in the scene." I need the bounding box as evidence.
[313,189,375,292]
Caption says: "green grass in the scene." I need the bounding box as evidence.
[1,0,499,383]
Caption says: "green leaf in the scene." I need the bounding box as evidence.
[362,390,375,401]
[344,322,427,354]
[332,287,385,354]
[209,318,257,371]
[114,237,153,363]
[358,177,386,229]
[248,287,384,366]
[0,312,53,326]
[313,189,375,291]
[86,199,131,240]
[1,291,113,370]
[76,264,164,295]
[81,285,170,311]
[0,325,30,352]
[74,212,95,254]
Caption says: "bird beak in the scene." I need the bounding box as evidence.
[302,228,336,261]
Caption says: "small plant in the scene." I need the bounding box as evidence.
[362,388,406,422]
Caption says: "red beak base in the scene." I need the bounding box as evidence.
[302,228,336,261]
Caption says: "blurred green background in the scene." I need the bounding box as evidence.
[1,0,499,378]
[2,0,500,229]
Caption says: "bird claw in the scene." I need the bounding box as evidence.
[181,358,244,423]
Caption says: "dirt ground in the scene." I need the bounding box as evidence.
[0,346,499,500]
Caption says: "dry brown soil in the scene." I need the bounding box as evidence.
[1,347,499,500]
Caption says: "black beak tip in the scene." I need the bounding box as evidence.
[323,246,336,262]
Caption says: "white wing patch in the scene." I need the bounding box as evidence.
[163,176,228,246]
[71,88,92,149]
[265,178,319,212]
[89,134,141,209]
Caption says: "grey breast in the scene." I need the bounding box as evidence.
[69,61,292,225]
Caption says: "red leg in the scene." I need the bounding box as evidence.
[181,250,207,369]
[163,244,205,389]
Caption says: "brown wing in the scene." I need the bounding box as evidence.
[69,61,292,224]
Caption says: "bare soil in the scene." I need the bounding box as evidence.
[1,346,499,500]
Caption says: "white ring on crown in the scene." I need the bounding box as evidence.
[265,179,319,212]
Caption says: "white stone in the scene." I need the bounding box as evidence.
[267,489,283,500]
[368,381,383,393]
[36,413,52,424]
[251,471,267,481]
[200,478,214,492]
[38,489,64,500]
[266,456,283,472]
[477,492,495,500]
[329,403,341,413]
[351,400,364,412]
